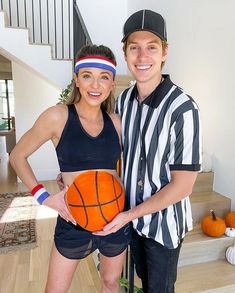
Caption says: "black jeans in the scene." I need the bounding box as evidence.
[130,230,182,293]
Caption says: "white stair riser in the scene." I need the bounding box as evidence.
[179,237,234,267]
[191,198,231,224]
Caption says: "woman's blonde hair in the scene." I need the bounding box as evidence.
[65,44,116,113]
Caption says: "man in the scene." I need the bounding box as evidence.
[95,9,202,293]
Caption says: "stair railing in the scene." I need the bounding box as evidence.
[73,0,91,61]
[0,0,92,60]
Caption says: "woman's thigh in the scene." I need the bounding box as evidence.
[45,244,80,293]
[99,249,126,281]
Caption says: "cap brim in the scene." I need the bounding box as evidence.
[121,29,166,43]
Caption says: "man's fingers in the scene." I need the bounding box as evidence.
[93,230,113,236]
[103,222,115,231]
[93,224,118,236]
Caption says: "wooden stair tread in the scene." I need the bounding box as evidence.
[176,260,235,293]
[184,225,232,243]
[191,191,230,203]
[133,260,235,293]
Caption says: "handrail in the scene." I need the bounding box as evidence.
[0,0,92,60]
[73,0,92,61]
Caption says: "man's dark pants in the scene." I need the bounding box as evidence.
[130,229,182,293]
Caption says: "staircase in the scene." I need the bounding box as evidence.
[115,75,133,98]
[0,10,72,89]
[131,173,235,293]
[0,1,91,90]
[177,172,235,292]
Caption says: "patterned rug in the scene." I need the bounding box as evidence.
[0,191,38,254]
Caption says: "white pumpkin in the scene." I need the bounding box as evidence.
[225,227,235,237]
[226,244,235,265]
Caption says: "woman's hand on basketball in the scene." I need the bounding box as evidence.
[93,211,131,236]
[42,186,77,225]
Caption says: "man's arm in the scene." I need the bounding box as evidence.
[93,170,198,235]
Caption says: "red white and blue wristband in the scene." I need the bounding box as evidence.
[74,56,116,77]
[31,184,50,205]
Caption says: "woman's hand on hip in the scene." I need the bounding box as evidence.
[42,186,77,225]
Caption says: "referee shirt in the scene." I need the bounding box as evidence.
[116,75,201,249]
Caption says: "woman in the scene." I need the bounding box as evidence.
[10,44,131,293]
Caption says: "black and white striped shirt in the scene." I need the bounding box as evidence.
[116,75,202,249]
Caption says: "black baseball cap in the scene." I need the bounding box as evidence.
[122,9,167,42]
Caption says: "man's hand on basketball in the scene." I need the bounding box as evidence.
[42,186,77,225]
[93,211,131,236]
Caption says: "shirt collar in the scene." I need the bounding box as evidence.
[130,75,174,108]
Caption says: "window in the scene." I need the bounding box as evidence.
[0,80,15,130]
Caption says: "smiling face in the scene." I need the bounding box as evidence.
[75,67,115,108]
[125,31,168,87]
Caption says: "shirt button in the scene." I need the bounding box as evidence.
[138,180,143,187]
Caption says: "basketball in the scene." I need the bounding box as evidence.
[65,170,125,231]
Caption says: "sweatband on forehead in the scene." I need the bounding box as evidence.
[74,56,117,76]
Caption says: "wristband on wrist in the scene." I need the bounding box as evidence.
[31,184,50,205]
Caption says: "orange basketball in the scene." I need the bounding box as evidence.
[65,170,125,231]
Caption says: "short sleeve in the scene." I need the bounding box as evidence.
[169,108,202,171]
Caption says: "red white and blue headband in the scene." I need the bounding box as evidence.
[74,56,117,76]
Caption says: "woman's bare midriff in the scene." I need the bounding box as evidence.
[62,169,122,187]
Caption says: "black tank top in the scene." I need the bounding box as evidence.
[56,104,121,172]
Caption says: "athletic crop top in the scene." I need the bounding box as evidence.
[56,104,121,172]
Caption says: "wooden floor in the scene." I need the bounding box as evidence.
[1,137,235,293]
[0,137,101,293]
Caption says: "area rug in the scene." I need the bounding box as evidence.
[0,191,38,254]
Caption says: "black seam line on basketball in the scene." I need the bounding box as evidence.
[68,192,122,207]
[111,175,121,212]
[73,182,89,228]
[96,171,109,224]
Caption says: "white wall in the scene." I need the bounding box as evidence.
[127,0,235,208]
[12,61,60,181]
[76,0,128,74]
[77,0,235,207]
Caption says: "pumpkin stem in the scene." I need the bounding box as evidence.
[210,209,217,221]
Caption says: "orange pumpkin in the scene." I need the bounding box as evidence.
[225,211,235,228]
[201,209,226,237]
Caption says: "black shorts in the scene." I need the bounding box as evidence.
[54,216,132,260]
